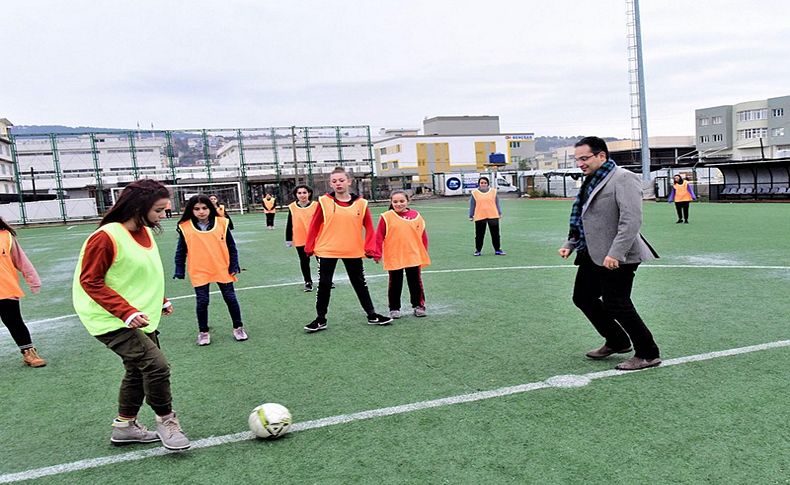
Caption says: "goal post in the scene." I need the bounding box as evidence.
[110,181,246,214]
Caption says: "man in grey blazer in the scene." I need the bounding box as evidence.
[559,136,661,371]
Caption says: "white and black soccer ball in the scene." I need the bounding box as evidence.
[248,403,293,439]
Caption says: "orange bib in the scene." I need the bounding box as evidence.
[381,210,431,271]
[313,195,367,258]
[216,204,226,218]
[288,201,318,247]
[472,188,500,221]
[673,182,693,202]
[179,217,238,287]
[263,198,277,214]
[0,231,24,300]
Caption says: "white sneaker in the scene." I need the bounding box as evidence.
[389,310,401,319]
[110,418,160,445]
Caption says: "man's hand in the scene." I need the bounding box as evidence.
[603,256,620,270]
[558,247,572,259]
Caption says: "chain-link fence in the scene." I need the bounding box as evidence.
[4,125,377,224]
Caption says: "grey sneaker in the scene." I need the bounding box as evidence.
[156,413,190,451]
[389,310,402,319]
[197,332,210,346]
[110,419,160,445]
[233,327,248,341]
[413,306,427,317]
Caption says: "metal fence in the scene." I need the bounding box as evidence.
[6,125,378,224]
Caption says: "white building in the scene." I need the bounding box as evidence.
[374,116,535,185]
[13,134,168,196]
[214,131,376,177]
[0,119,15,194]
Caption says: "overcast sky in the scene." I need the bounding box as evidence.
[3,0,789,137]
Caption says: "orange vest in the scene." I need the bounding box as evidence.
[0,231,24,300]
[178,217,238,288]
[381,210,431,271]
[216,204,226,218]
[673,182,694,203]
[263,197,277,214]
[288,201,318,247]
[313,195,367,258]
[472,188,500,221]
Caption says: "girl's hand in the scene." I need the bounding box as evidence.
[285,241,293,248]
[162,305,174,316]
[129,314,150,328]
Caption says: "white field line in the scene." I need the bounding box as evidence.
[2,338,788,483]
[21,264,790,328]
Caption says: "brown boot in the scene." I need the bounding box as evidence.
[22,347,47,367]
[615,357,661,371]
[585,344,633,360]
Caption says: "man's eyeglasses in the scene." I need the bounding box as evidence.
[575,154,599,163]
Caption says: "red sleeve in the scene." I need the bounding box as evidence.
[422,228,429,250]
[79,231,139,322]
[304,203,324,255]
[363,207,376,257]
[372,215,387,260]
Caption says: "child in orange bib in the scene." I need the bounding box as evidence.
[174,194,246,346]
[285,185,320,292]
[302,167,392,332]
[469,176,505,256]
[372,191,430,319]
[0,217,45,367]
[262,193,277,230]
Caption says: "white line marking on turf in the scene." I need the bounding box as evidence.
[1,339,788,483]
[22,264,790,328]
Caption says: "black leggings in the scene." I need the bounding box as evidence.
[265,213,275,227]
[315,257,375,319]
[474,218,501,251]
[674,202,690,221]
[0,299,34,351]
[295,246,315,283]
[388,266,425,311]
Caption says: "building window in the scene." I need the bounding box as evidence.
[699,118,710,126]
[381,162,388,170]
[712,134,723,142]
[699,135,710,143]
[509,141,521,148]
[771,128,785,137]
[712,116,723,125]
[737,109,769,122]
[736,128,768,140]
[772,108,784,117]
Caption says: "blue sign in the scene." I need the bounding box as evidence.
[488,153,506,164]
[446,177,461,191]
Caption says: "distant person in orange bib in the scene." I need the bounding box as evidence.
[372,190,430,319]
[285,185,319,292]
[209,194,234,230]
[262,193,277,230]
[668,174,696,224]
[0,217,45,367]
[174,195,245,346]
[469,177,505,256]
[302,167,392,332]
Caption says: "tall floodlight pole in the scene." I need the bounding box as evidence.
[626,0,651,188]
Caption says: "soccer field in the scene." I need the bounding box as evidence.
[1,198,788,484]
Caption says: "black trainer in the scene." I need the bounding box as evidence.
[367,313,393,325]
[304,282,313,292]
[304,318,327,333]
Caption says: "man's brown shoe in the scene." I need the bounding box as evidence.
[585,344,632,360]
[22,348,47,367]
[615,357,661,371]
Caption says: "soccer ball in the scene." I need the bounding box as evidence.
[248,403,292,439]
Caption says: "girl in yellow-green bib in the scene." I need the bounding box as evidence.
[72,179,190,451]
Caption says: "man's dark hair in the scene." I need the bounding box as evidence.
[575,136,609,159]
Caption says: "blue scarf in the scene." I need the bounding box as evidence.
[568,159,616,252]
